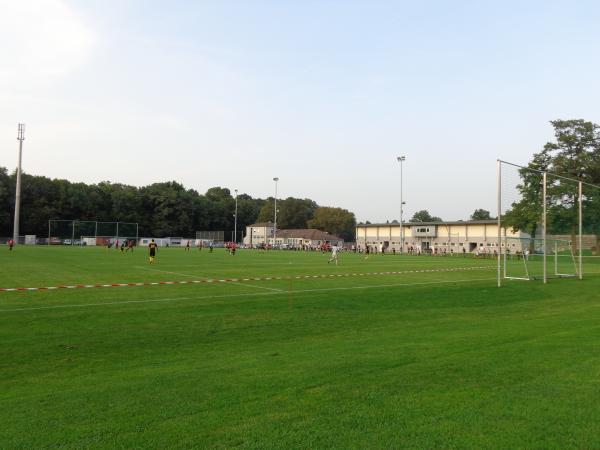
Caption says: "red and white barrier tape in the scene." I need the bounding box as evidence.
[0,266,491,293]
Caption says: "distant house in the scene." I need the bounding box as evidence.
[243,223,343,248]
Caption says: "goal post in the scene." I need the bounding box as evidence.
[496,159,599,286]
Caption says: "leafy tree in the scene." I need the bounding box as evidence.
[470,209,492,220]
[139,182,196,236]
[503,120,600,238]
[0,167,12,235]
[307,207,356,241]
[257,197,276,224]
[233,194,263,240]
[543,119,600,182]
[0,166,358,240]
[502,152,549,238]
[278,198,317,229]
[257,197,317,229]
[203,187,235,232]
[411,210,442,222]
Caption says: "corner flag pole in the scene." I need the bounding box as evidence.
[13,123,25,244]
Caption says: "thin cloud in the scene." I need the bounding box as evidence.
[0,0,96,86]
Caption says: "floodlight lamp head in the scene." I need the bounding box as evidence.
[397,156,405,162]
[17,123,25,140]
[273,177,279,182]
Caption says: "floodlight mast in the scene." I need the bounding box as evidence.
[397,156,406,253]
[234,189,238,243]
[13,123,25,245]
[273,177,279,247]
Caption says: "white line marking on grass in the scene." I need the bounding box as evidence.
[0,277,497,313]
[228,281,284,292]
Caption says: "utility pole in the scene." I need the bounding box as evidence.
[397,156,406,253]
[234,189,238,243]
[13,123,25,244]
[273,177,279,248]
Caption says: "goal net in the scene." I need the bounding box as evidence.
[502,237,577,280]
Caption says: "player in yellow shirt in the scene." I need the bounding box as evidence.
[148,239,158,264]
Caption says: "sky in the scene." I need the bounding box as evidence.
[1,0,599,223]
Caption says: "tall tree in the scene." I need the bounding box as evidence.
[270,197,317,229]
[502,120,600,238]
[470,209,492,220]
[257,197,276,225]
[0,168,13,236]
[307,207,356,241]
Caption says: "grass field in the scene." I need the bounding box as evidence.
[2,246,600,448]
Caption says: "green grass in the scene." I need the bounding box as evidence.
[1,246,600,448]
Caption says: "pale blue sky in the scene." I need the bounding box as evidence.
[1,0,599,222]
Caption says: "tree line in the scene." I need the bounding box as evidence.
[0,169,356,241]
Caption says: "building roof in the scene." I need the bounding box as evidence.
[276,228,343,241]
[249,222,274,227]
[356,220,497,227]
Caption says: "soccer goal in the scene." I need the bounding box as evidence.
[502,237,577,281]
[496,159,600,286]
[48,220,139,246]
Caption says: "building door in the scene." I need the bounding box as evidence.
[421,241,430,250]
[469,242,478,252]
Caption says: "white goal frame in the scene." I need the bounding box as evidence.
[496,160,594,286]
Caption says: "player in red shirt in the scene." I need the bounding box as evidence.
[8,239,14,251]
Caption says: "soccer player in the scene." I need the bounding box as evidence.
[185,240,190,251]
[328,245,340,265]
[148,239,158,264]
[8,238,14,251]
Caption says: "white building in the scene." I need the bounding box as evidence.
[243,222,274,247]
[356,220,529,253]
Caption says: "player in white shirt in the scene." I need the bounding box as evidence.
[328,245,340,265]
